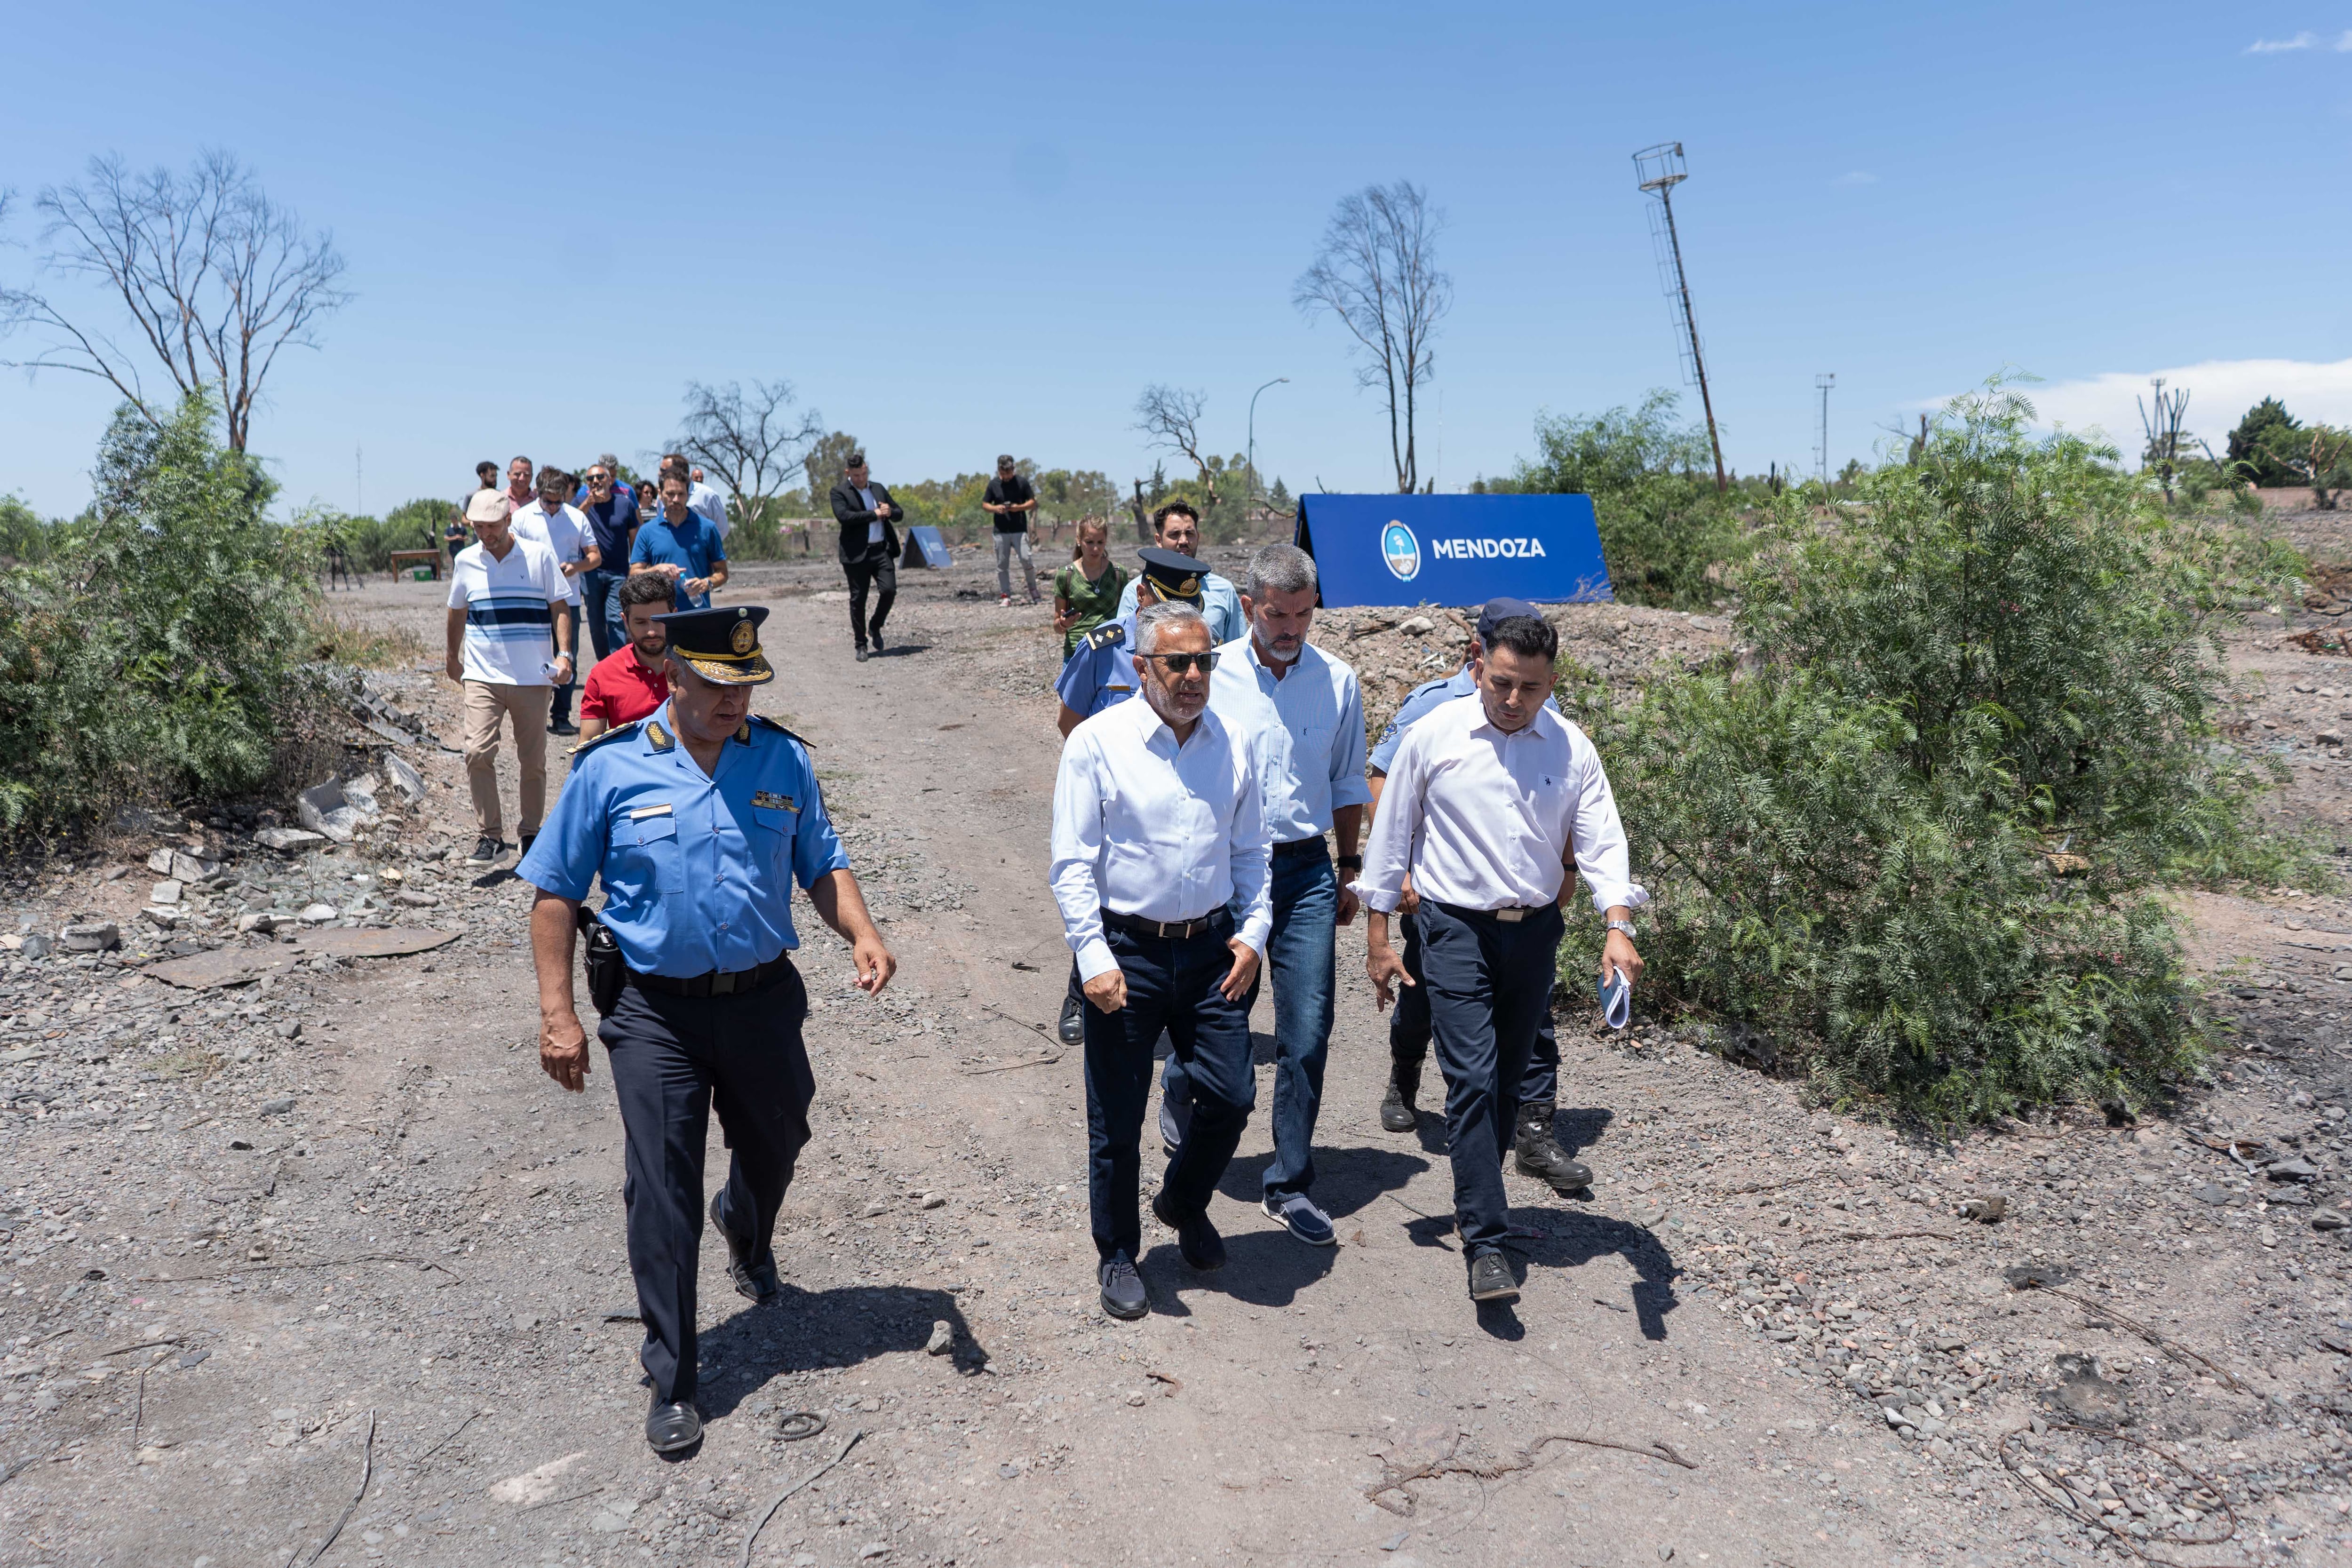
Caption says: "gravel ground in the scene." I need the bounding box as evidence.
[3,534,2352,1566]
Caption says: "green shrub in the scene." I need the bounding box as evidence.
[1566,384,2305,1122]
[0,394,326,832]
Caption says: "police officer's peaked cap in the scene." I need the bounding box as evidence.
[654,604,775,686]
[1476,597,1543,644]
[1136,547,1208,605]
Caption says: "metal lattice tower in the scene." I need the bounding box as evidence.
[1815,374,1835,484]
[1633,142,1727,493]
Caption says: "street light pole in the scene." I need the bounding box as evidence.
[1248,377,1289,514]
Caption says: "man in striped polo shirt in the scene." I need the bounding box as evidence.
[446,489,575,866]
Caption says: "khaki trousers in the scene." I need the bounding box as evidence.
[461,680,550,840]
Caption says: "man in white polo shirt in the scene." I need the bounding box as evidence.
[446,489,574,867]
[509,465,600,737]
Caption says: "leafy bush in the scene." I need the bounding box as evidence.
[1498,390,1745,607]
[0,395,326,832]
[1569,385,2305,1122]
[321,498,452,573]
[0,495,59,564]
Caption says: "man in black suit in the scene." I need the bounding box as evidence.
[830,452,904,662]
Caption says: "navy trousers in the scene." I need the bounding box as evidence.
[1390,908,1560,1104]
[1081,918,1256,1262]
[600,962,814,1406]
[1417,901,1565,1250]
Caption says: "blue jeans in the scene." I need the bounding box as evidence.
[581,567,627,664]
[1161,844,1337,1203]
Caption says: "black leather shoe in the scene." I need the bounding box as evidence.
[1151,1188,1225,1271]
[1098,1255,1147,1320]
[855,646,869,662]
[1058,992,1084,1047]
[1467,1248,1518,1302]
[1380,1060,1421,1133]
[645,1398,702,1452]
[709,1192,778,1302]
[869,629,887,654]
[1512,1099,1592,1192]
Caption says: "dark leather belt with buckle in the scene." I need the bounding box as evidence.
[627,954,794,998]
[1101,907,1235,941]
[1271,836,1328,861]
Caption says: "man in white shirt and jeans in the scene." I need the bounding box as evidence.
[446,490,574,867]
[509,465,600,737]
[1050,601,1270,1321]
[1353,612,1645,1305]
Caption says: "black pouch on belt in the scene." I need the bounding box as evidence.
[578,904,625,1015]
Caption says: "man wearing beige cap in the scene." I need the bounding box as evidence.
[446,489,574,866]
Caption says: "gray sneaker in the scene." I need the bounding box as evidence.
[1098,1256,1147,1320]
[1263,1193,1336,1247]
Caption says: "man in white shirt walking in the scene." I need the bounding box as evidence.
[1050,601,1271,1321]
[1160,543,1367,1248]
[509,465,601,737]
[446,490,574,867]
[1352,613,1645,1305]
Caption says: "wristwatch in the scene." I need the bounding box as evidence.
[1336,855,1364,871]
[1605,919,1637,939]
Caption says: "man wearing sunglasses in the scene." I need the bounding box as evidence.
[577,462,637,663]
[1050,599,1270,1321]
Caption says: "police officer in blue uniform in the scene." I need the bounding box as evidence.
[518,604,896,1454]
[1053,547,1210,737]
[1364,597,1588,1193]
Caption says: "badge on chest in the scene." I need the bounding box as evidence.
[751,790,799,813]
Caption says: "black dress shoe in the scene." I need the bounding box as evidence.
[645,1398,702,1452]
[1057,992,1085,1047]
[1151,1188,1225,1271]
[869,629,887,654]
[1467,1248,1518,1302]
[1098,1255,1147,1320]
[709,1192,778,1303]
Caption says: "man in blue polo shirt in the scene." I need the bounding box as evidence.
[630,470,729,611]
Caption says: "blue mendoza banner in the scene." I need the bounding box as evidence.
[1294,493,1613,608]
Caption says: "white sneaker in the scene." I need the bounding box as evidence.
[998,595,1013,607]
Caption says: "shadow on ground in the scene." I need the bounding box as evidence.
[691,1282,983,1419]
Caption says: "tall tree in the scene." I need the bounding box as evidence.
[2225,398,2301,488]
[673,380,824,541]
[0,151,350,452]
[1133,385,1222,511]
[803,430,865,512]
[1293,181,1452,493]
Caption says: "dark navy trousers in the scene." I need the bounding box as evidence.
[1417,901,1565,1250]
[1081,918,1256,1262]
[1390,908,1560,1104]
[600,962,814,1406]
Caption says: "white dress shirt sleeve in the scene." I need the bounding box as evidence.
[1048,729,1119,981]
[1226,719,1273,955]
[1351,724,1426,914]
[1567,728,1650,914]
[1329,667,1372,812]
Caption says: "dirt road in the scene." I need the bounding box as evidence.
[4,548,2349,1567]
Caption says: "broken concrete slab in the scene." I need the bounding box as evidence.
[142,926,459,989]
[58,922,120,952]
[169,851,222,884]
[383,754,427,804]
[252,827,325,852]
[295,778,370,843]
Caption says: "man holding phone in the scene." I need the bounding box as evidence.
[1351,612,1645,1306]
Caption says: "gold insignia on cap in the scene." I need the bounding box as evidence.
[730,621,756,655]
[1175,574,1200,597]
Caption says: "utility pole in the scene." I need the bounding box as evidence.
[1634,143,1727,494]
[1248,377,1288,513]
[1815,374,1835,484]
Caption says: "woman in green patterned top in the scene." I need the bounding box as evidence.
[1051,518,1128,660]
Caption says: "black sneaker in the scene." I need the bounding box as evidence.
[869,629,887,654]
[1057,992,1085,1047]
[1151,1188,1225,1271]
[517,833,536,863]
[1467,1247,1518,1302]
[855,646,869,662]
[465,836,501,866]
[548,719,579,737]
[1098,1255,1147,1320]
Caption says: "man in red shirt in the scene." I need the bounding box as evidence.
[578,572,675,741]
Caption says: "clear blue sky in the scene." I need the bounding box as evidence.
[3,1,2349,519]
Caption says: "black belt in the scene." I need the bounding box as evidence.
[627,953,795,998]
[1271,836,1328,861]
[1101,907,1234,941]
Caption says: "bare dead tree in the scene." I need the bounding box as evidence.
[1293,181,1452,493]
[1127,478,1153,545]
[0,151,350,451]
[2135,377,2192,501]
[1133,385,1221,512]
[673,380,825,541]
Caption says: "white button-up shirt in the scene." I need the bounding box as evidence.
[1209,636,1371,843]
[508,499,592,606]
[1351,694,1647,915]
[1049,695,1272,982]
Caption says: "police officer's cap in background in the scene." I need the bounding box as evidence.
[654,605,775,686]
[1137,547,1209,605]
[1476,597,1544,645]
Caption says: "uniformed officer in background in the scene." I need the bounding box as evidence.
[1053,547,1212,737]
[518,605,896,1454]
[1365,598,1589,1193]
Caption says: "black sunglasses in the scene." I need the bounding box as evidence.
[1141,651,1219,674]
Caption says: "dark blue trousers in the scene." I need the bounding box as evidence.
[1081,919,1256,1262]
[1391,908,1560,1103]
[1418,901,1565,1250]
[600,962,814,1406]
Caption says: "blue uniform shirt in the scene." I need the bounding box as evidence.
[1054,610,1143,718]
[628,512,727,610]
[1368,664,1561,773]
[517,700,850,977]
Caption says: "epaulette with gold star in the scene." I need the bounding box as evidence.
[571,719,645,759]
